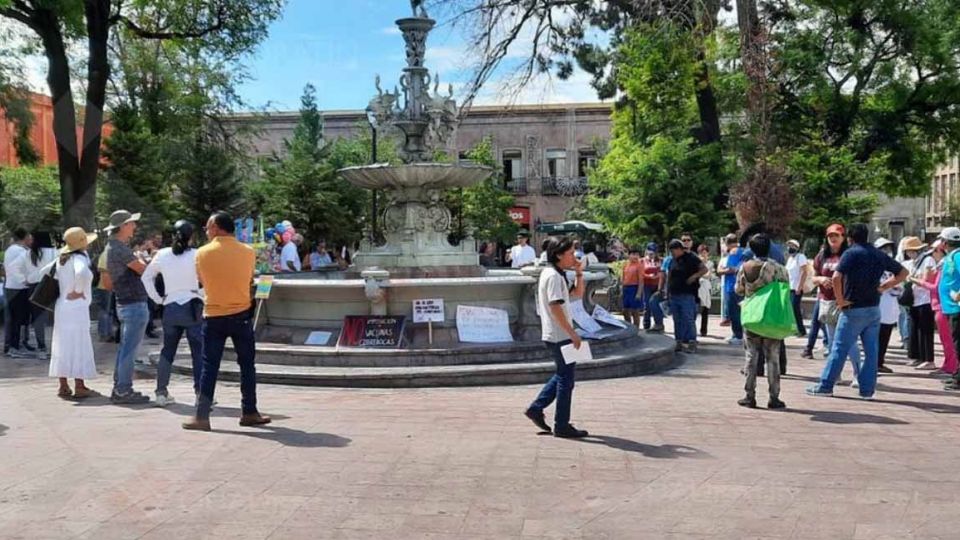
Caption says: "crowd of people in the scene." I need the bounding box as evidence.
[1,209,270,430]
[7,213,960,439]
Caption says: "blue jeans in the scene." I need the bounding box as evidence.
[669,294,698,343]
[805,301,830,352]
[156,302,203,395]
[816,307,879,396]
[114,302,149,394]
[724,290,743,339]
[530,340,576,430]
[899,306,911,345]
[94,289,114,340]
[196,311,258,419]
[642,285,663,329]
[825,321,861,378]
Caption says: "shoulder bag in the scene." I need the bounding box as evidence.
[29,263,59,313]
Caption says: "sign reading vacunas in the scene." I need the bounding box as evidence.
[412,298,445,323]
[337,316,406,348]
[456,305,513,343]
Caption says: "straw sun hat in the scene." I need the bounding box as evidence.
[61,227,97,254]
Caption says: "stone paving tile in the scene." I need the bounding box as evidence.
[2,320,960,539]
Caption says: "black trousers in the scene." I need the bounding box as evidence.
[3,288,30,351]
[791,291,807,335]
[699,306,709,336]
[909,304,936,363]
[951,315,960,382]
[878,323,897,368]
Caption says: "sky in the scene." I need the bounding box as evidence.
[235,0,602,112]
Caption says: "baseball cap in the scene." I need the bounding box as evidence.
[786,239,800,249]
[646,242,657,252]
[939,227,960,242]
[826,223,845,237]
[873,237,895,250]
[668,239,683,250]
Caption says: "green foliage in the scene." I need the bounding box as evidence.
[0,166,62,232]
[247,84,369,247]
[585,25,732,247]
[177,139,247,230]
[99,105,172,236]
[451,137,518,244]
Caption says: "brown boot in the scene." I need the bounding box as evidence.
[239,413,272,427]
[182,417,211,431]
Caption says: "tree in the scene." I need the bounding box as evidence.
[98,104,171,235]
[0,0,283,228]
[448,137,518,244]
[177,137,246,230]
[248,84,369,247]
[585,25,733,246]
[0,166,62,232]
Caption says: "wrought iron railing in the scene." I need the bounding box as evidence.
[505,178,528,195]
[541,177,588,196]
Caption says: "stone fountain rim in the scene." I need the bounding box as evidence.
[337,162,494,174]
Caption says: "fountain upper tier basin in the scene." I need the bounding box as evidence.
[338,163,493,191]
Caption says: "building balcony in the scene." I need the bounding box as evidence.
[505,178,528,195]
[541,176,588,196]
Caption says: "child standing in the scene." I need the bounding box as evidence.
[620,248,644,328]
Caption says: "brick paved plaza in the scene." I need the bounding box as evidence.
[1,320,958,540]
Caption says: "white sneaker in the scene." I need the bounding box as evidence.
[154,393,176,407]
[850,379,859,389]
[915,361,937,370]
[727,337,743,347]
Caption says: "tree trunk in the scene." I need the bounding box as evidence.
[34,8,84,227]
[692,0,723,146]
[74,0,112,230]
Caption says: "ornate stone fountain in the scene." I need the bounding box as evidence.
[157,1,677,387]
[338,3,489,272]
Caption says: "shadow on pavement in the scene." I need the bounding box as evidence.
[0,424,7,436]
[875,384,957,398]
[785,408,908,425]
[574,435,711,460]
[865,398,960,415]
[213,425,352,448]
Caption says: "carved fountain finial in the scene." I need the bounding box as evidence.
[410,0,428,18]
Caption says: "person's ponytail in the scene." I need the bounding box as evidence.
[172,220,195,256]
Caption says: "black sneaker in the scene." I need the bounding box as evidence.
[737,396,757,408]
[554,425,589,439]
[767,398,786,409]
[524,408,551,433]
[111,391,150,404]
[674,342,683,353]
[944,380,960,391]
[909,359,924,367]
[877,365,894,374]
[21,343,36,352]
[800,350,814,359]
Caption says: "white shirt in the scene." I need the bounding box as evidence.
[18,247,58,285]
[280,242,301,272]
[141,247,202,306]
[786,253,808,291]
[538,266,573,343]
[510,244,536,268]
[879,271,901,324]
[908,255,935,306]
[2,244,29,289]
[583,252,600,266]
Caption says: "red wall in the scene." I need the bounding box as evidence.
[0,92,112,167]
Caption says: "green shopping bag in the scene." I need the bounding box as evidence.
[740,281,797,339]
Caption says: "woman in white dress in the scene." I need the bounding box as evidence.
[50,227,100,399]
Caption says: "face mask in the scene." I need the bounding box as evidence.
[788,248,798,254]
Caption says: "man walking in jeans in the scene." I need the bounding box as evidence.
[183,212,271,431]
[106,210,151,404]
[665,238,707,353]
[806,224,907,399]
[717,234,744,347]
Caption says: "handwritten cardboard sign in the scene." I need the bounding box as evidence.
[456,305,513,343]
[337,316,406,348]
[254,276,275,300]
[412,298,445,323]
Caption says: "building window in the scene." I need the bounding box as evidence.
[577,149,598,178]
[951,173,957,211]
[502,150,526,195]
[546,149,567,178]
[888,221,905,245]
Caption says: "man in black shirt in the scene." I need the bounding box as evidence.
[666,239,707,353]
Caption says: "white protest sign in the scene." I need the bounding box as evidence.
[304,331,333,346]
[456,305,514,343]
[569,299,603,333]
[592,305,628,329]
[412,298,445,323]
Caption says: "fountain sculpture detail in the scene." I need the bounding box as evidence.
[338,1,491,272]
